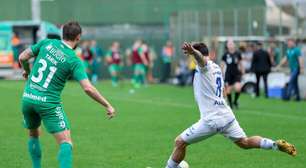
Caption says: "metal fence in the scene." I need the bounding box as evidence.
[169,4,306,60]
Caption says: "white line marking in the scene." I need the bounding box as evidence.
[2,83,304,121]
[109,96,306,121]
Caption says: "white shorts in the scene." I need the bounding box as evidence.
[180,118,246,144]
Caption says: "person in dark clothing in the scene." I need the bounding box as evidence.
[251,42,273,98]
[221,40,244,109]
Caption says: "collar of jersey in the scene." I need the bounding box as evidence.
[61,40,73,49]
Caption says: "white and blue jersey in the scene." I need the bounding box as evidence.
[193,60,234,121]
[180,59,246,144]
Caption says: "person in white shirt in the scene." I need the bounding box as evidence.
[165,42,296,168]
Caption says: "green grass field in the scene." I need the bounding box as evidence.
[0,80,305,168]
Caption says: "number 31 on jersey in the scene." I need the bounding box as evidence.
[31,58,57,88]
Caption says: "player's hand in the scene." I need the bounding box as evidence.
[106,105,115,119]
[182,42,194,55]
[22,71,29,79]
[274,66,281,72]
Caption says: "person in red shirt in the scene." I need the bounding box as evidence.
[81,41,94,77]
[131,40,148,88]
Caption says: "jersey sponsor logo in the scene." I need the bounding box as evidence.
[214,100,225,106]
[55,107,66,129]
[46,54,58,65]
[45,44,66,63]
[23,92,47,102]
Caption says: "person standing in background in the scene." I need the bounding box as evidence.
[140,42,153,84]
[131,40,147,88]
[251,42,272,98]
[187,56,196,84]
[81,41,94,78]
[221,40,244,109]
[90,40,104,84]
[105,42,122,87]
[277,39,304,101]
[240,43,254,73]
[160,41,175,83]
[12,32,22,69]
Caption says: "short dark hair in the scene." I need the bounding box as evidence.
[192,42,209,56]
[62,21,82,41]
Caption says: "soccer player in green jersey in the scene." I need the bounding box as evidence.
[19,21,115,168]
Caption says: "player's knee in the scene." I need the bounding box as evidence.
[235,138,251,149]
[61,140,73,148]
[174,136,187,149]
[54,130,73,146]
[235,83,241,92]
[29,129,40,137]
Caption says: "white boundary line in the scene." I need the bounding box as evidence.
[1,84,305,121]
[109,96,306,121]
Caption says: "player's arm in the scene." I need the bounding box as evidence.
[276,56,287,70]
[182,42,207,67]
[220,61,226,76]
[105,51,113,64]
[19,39,49,78]
[79,79,115,119]
[18,48,34,79]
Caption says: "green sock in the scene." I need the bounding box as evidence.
[111,76,118,86]
[136,74,142,86]
[58,142,72,168]
[132,74,137,84]
[28,137,42,168]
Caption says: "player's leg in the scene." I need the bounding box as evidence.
[165,120,216,168]
[166,136,188,168]
[235,136,275,149]
[22,101,42,168]
[41,104,72,168]
[28,128,42,168]
[133,64,141,88]
[222,119,297,156]
[233,81,241,108]
[255,72,261,97]
[263,72,269,98]
[139,64,147,85]
[235,136,297,156]
[286,70,297,100]
[109,64,119,87]
[53,130,73,168]
[226,84,233,108]
[131,64,137,84]
[91,60,99,85]
[292,70,300,101]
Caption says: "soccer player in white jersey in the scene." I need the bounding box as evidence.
[165,42,297,168]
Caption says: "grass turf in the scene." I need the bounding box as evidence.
[0,80,305,168]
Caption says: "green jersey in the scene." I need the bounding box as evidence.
[286,47,301,72]
[22,39,88,104]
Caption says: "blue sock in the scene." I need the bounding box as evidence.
[28,137,42,168]
[58,142,72,168]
